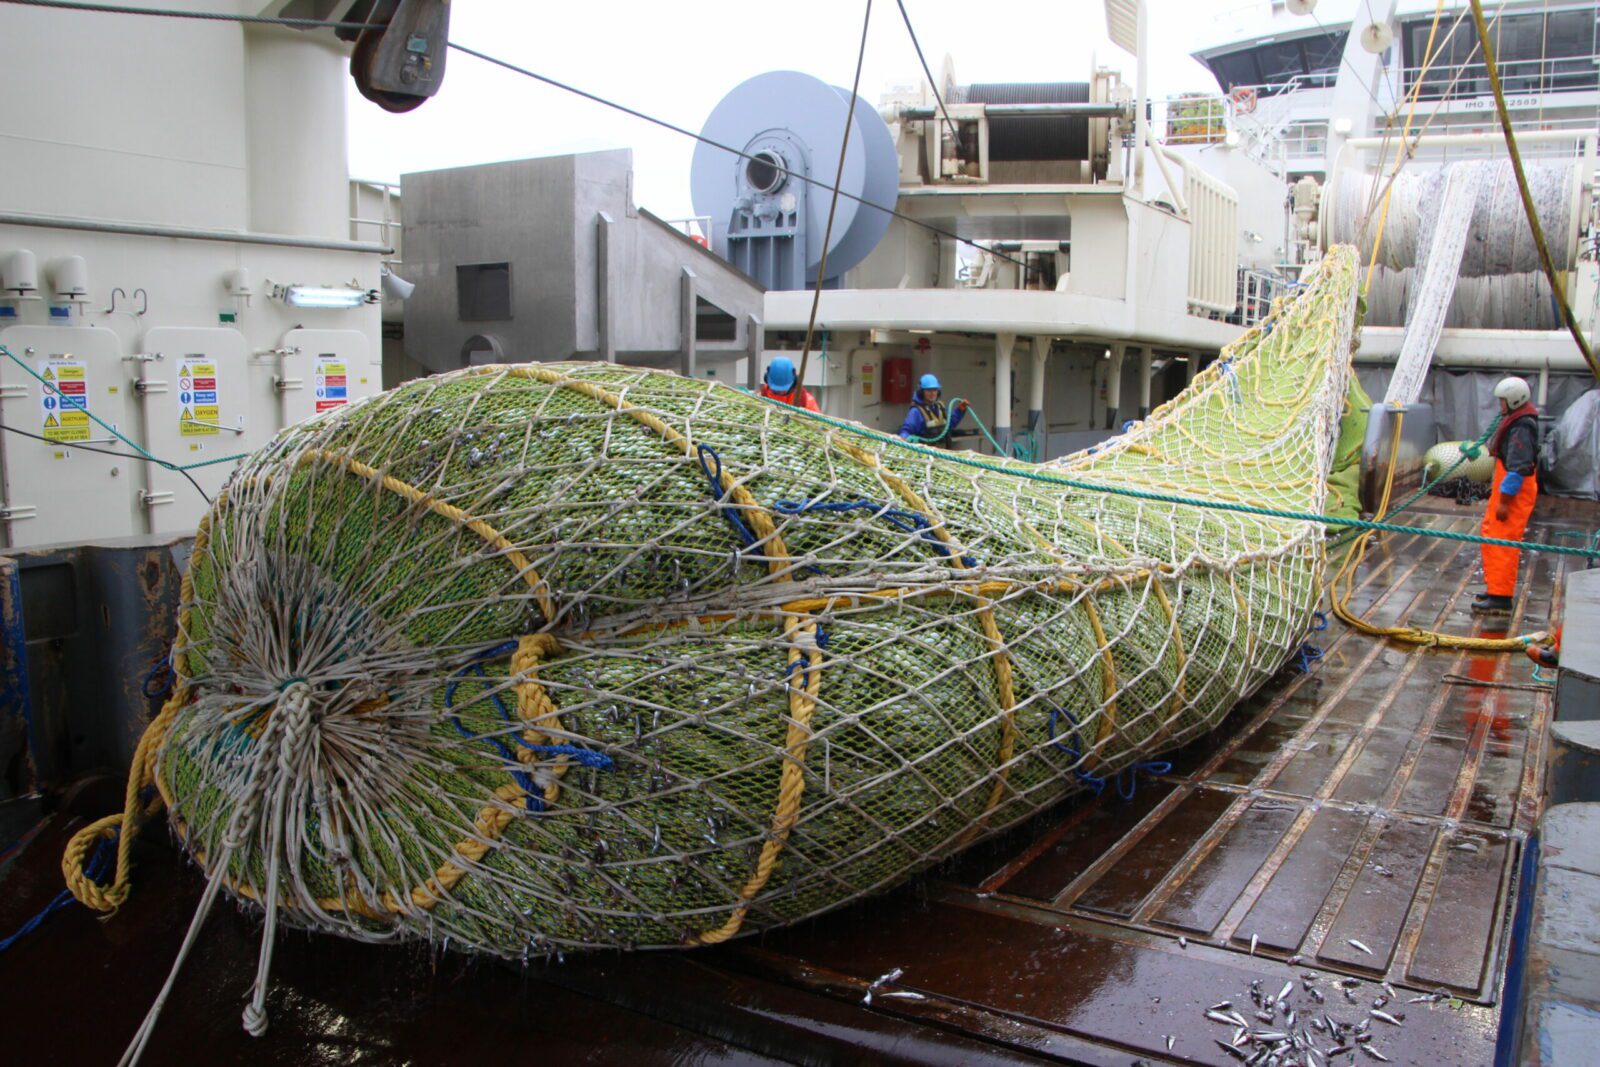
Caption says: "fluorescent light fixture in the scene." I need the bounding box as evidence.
[282,285,373,309]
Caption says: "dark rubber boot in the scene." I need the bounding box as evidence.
[1471,594,1513,616]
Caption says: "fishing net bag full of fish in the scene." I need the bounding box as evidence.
[66,248,1358,1035]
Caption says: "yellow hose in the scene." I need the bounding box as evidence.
[1328,409,1540,650]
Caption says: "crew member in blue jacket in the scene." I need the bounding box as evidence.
[898,374,967,447]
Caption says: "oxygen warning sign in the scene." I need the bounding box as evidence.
[178,355,220,437]
[40,357,90,443]
[314,353,348,413]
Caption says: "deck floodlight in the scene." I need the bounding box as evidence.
[282,285,376,309]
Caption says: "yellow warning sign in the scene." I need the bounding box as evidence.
[178,355,220,437]
[41,357,89,443]
[313,353,348,413]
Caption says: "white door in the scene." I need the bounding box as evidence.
[0,325,140,547]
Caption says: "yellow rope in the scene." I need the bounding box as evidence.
[1082,596,1120,766]
[64,449,562,914]
[168,634,570,918]
[477,366,824,945]
[299,449,557,619]
[829,435,1023,840]
[688,617,823,945]
[1328,410,1533,651]
[374,632,570,915]
[62,500,217,911]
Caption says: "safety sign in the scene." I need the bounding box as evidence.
[40,357,90,443]
[314,353,348,414]
[178,355,221,437]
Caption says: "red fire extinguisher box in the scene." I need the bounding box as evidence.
[883,357,914,405]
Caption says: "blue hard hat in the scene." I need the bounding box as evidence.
[919,373,941,391]
[766,356,796,392]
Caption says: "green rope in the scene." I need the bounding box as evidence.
[0,342,250,473]
[1328,414,1501,550]
[905,396,1036,461]
[765,397,1600,561]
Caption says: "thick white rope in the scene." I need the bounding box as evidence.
[119,682,314,1065]
[1385,162,1484,406]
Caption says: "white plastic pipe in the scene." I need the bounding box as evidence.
[1105,344,1125,429]
[994,332,1015,452]
[1150,144,1191,217]
[1028,336,1048,431]
[1138,346,1152,417]
[1133,3,1147,187]
[0,210,388,254]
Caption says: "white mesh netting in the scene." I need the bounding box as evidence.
[100,248,1359,965]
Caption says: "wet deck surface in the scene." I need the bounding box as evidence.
[0,500,1584,1065]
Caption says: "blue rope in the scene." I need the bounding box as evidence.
[772,498,979,568]
[1217,358,1245,406]
[1311,610,1329,632]
[1047,707,1171,799]
[781,625,832,688]
[1047,706,1108,795]
[696,443,760,550]
[1116,759,1172,800]
[444,642,613,812]
[141,653,174,699]
[0,833,116,955]
[1294,643,1324,674]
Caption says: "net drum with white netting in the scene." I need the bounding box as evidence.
[86,247,1358,960]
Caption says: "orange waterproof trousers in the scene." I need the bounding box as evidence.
[1480,459,1537,597]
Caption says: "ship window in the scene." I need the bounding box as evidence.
[1282,120,1329,158]
[1301,33,1345,74]
[1208,50,1262,92]
[1256,41,1307,83]
[1204,33,1348,94]
[456,262,512,322]
[1547,8,1600,91]
[1405,8,1599,98]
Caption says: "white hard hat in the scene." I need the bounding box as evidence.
[1493,377,1531,408]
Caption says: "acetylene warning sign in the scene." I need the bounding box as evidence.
[314,353,348,413]
[178,355,220,437]
[40,357,89,443]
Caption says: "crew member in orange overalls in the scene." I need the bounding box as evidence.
[757,356,819,412]
[1473,376,1540,616]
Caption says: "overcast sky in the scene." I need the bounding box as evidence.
[347,0,1245,218]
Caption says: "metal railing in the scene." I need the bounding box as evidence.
[1232,269,1283,328]
[660,215,714,246]
[1164,95,1228,145]
[349,179,401,258]
[1279,120,1329,160]
[1403,53,1600,101]
[1156,81,1329,143]
[1229,70,1340,99]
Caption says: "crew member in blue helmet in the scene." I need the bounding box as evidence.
[757,356,819,411]
[898,373,967,447]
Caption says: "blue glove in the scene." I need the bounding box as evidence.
[1499,471,1524,497]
